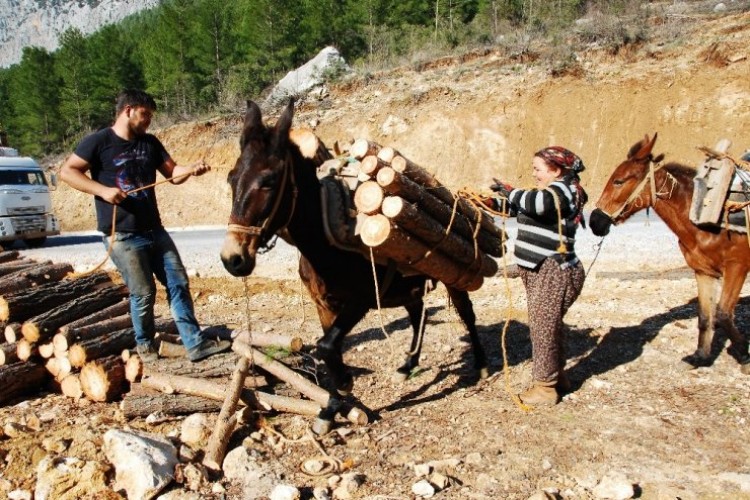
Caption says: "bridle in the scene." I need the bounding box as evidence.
[597,157,675,222]
[226,151,298,252]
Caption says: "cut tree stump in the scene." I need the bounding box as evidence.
[22,284,128,344]
[120,385,223,418]
[0,361,48,405]
[0,262,74,295]
[80,355,127,402]
[0,271,112,323]
[68,328,136,368]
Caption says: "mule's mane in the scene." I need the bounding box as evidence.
[660,161,696,184]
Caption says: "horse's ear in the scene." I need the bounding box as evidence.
[240,101,264,149]
[632,133,658,161]
[272,98,295,154]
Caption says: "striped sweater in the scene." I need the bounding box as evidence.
[503,177,583,270]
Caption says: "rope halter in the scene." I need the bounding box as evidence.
[599,157,668,222]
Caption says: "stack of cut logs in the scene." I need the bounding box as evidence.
[0,250,137,405]
[336,139,505,291]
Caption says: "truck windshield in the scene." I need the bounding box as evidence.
[0,170,47,186]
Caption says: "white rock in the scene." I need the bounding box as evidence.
[265,47,351,106]
[180,414,211,448]
[156,491,201,500]
[270,484,301,500]
[593,471,635,499]
[414,463,432,477]
[718,472,750,492]
[412,479,436,498]
[223,446,277,499]
[35,456,108,500]
[211,483,226,494]
[465,452,483,465]
[8,490,32,500]
[430,472,450,490]
[103,428,179,500]
[313,486,331,500]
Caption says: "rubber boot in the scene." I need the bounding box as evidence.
[519,379,560,405]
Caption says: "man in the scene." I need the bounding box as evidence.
[60,89,230,363]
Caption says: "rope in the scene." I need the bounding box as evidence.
[368,247,391,342]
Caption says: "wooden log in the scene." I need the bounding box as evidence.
[4,322,21,343]
[57,299,130,337]
[56,357,72,382]
[0,342,18,365]
[349,138,382,160]
[60,374,83,399]
[289,128,332,164]
[155,332,181,345]
[376,167,504,257]
[390,155,503,239]
[0,250,20,263]
[232,331,304,352]
[38,342,55,359]
[120,386,223,418]
[80,355,127,402]
[45,357,60,377]
[0,260,40,278]
[377,147,398,163]
[16,338,37,361]
[353,180,385,215]
[381,195,498,277]
[0,262,74,295]
[124,354,143,383]
[0,361,48,405]
[53,314,133,352]
[22,285,128,344]
[0,271,112,323]
[358,155,390,177]
[68,328,136,368]
[144,354,237,379]
[204,356,249,471]
[158,340,186,358]
[360,214,483,291]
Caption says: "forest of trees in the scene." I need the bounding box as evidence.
[0,0,648,157]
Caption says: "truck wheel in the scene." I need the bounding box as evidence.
[25,237,47,248]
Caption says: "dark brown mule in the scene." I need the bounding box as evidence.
[220,100,489,419]
[589,133,750,373]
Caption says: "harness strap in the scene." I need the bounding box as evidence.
[600,160,664,220]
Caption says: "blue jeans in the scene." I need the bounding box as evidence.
[104,228,203,351]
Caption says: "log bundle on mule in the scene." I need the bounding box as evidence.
[348,139,505,291]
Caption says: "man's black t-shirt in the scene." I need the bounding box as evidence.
[75,128,168,233]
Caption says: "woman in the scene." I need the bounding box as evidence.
[489,146,588,405]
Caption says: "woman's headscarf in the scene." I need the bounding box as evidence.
[535,146,588,226]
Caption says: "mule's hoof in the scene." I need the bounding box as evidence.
[681,354,711,369]
[311,417,333,435]
[392,370,409,383]
[478,367,490,380]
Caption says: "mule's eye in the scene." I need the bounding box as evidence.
[613,179,624,186]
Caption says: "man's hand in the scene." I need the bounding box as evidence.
[99,186,127,204]
[191,160,211,177]
[490,177,514,198]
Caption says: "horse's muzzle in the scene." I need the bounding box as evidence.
[589,209,613,237]
[220,236,256,277]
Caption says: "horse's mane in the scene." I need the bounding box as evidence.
[661,161,696,182]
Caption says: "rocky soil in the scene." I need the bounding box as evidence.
[2,5,750,500]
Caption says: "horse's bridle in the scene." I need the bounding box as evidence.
[226,152,297,251]
[598,158,674,222]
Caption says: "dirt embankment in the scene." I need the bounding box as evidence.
[51,11,750,232]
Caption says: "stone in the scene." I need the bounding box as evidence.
[179,414,212,448]
[412,479,436,498]
[103,428,179,500]
[593,471,635,500]
[430,472,450,490]
[270,484,301,500]
[222,446,277,499]
[414,463,432,477]
[313,486,332,500]
[35,456,108,500]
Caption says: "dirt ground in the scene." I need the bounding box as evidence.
[3,5,750,500]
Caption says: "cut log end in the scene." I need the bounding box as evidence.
[80,357,126,402]
[360,214,392,248]
[60,374,83,399]
[353,181,385,215]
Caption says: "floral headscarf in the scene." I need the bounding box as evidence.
[534,146,586,173]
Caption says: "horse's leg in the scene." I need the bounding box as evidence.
[715,266,750,371]
[316,303,369,396]
[689,273,718,365]
[393,299,427,381]
[446,287,489,379]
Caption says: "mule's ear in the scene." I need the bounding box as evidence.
[272,98,295,154]
[240,101,264,149]
[632,133,657,161]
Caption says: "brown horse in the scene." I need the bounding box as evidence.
[589,133,750,373]
[220,100,489,416]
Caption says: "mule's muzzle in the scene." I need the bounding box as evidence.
[589,208,613,237]
[220,237,256,277]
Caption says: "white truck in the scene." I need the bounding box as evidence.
[0,146,60,247]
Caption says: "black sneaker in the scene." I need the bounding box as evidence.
[136,341,158,363]
[188,339,231,362]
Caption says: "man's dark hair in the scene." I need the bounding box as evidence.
[115,89,157,115]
